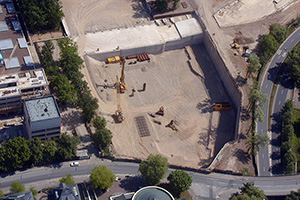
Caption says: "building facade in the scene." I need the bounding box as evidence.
[24,95,61,141]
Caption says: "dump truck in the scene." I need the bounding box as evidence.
[106,56,121,64]
[214,102,231,111]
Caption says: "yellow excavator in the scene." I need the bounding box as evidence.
[115,75,125,123]
[119,56,126,93]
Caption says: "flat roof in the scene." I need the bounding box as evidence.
[23,56,33,66]
[4,57,20,69]
[0,38,13,50]
[0,21,8,32]
[0,69,48,99]
[175,18,203,38]
[132,186,174,200]
[25,96,60,122]
[0,3,30,72]
[17,37,27,48]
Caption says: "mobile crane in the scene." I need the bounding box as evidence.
[119,56,126,93]
[115,75,125,123]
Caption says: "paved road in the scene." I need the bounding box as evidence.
[1,158,300,199]
[257,27,300,176]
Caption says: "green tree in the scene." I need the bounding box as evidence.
[269,23,287,44]
[59,174,75,185]
[10,182,25,194]
[285,190,300,200]
[0,137,31,171]
[17,0,64,33]
[55,133,80,160]
[156,0,168,11]
[167,170,192,195]
[91,128,112,152]
[283,151,296,175]
[43,140,57,163]
[0,190,4,197]
[247,54,261,78]
[172,0,180,9]
[249,86,268,122]
[93,116,107,129]
[246,135,269,155]
[258,34,279,65]
[230,183,268,200]
[80,94,99,122]
[29,138,43,165]
[52,74,77,104]
[30,187,38,199]
[139,154,169,185]
[90,165,115,191]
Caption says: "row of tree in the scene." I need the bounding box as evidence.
[16,0,64,33]
[281,100,297,174]
[258,23,288,66]
[91,116,113,155]
[0,134,80,172]
[88,154,192,197]
[155,0,180,11]
[40,39,99,122]
[287,43,300,87]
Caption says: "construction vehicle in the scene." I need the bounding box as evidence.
[106,56,120,64]
[0,40,18,77]
[166,120,178,131]
[115,76,125,123]
[231,43,240,49]
[156,106,164,116]
[119,57,126,93]
[214,102,231,111]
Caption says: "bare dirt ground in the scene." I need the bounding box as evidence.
[214,0,294,27]
[85,46,235,168]
[194,0,300,173]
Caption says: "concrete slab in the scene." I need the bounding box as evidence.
[175,18,203,38]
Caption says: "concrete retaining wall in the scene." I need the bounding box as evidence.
[203,31,241,140]
[87,34,203,61]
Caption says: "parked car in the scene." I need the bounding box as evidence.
[70,161,80,167]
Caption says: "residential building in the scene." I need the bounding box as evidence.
[51,183,81,200]
[0,192,34,200]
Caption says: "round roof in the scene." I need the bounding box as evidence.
[132,186,174,200]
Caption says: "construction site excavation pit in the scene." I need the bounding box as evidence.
[85,46,235,168]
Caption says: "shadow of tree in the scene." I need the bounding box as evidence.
[240,107,250,121]
[131,0,151,19]
[119,176,147,192]
[196,98,214,113]
[234,149,251,164]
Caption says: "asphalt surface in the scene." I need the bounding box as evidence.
[257,27,300,176]
[1,158,300,199]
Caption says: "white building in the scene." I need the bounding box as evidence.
[24,96,61,141]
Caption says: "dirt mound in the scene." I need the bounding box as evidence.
[233,32,254,44]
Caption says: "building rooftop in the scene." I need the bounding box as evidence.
[0,69,48,99]
[51,183,81,200]
[25,96,60,122]
[0,192,34,200]
[132,186,174,200]
[0,1,31,73]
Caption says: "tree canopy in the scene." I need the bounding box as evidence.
[246,135,269,156]
[17,0,64,33]
[90,165,115,191]
[139,154,169,185]
[55,133,80,160]
[247,54,261,78]
[10,182,25,194]
[0,190,4,197]
[29,138,43,165]
[230,183,268,200]
[59,174,75,185]
[167,170,192,195]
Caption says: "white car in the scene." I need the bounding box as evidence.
[70,161,80,167]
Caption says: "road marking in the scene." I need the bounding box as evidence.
[278,100,281,105]
[281,90,284,94]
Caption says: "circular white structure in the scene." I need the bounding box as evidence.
[132,186,175,200]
